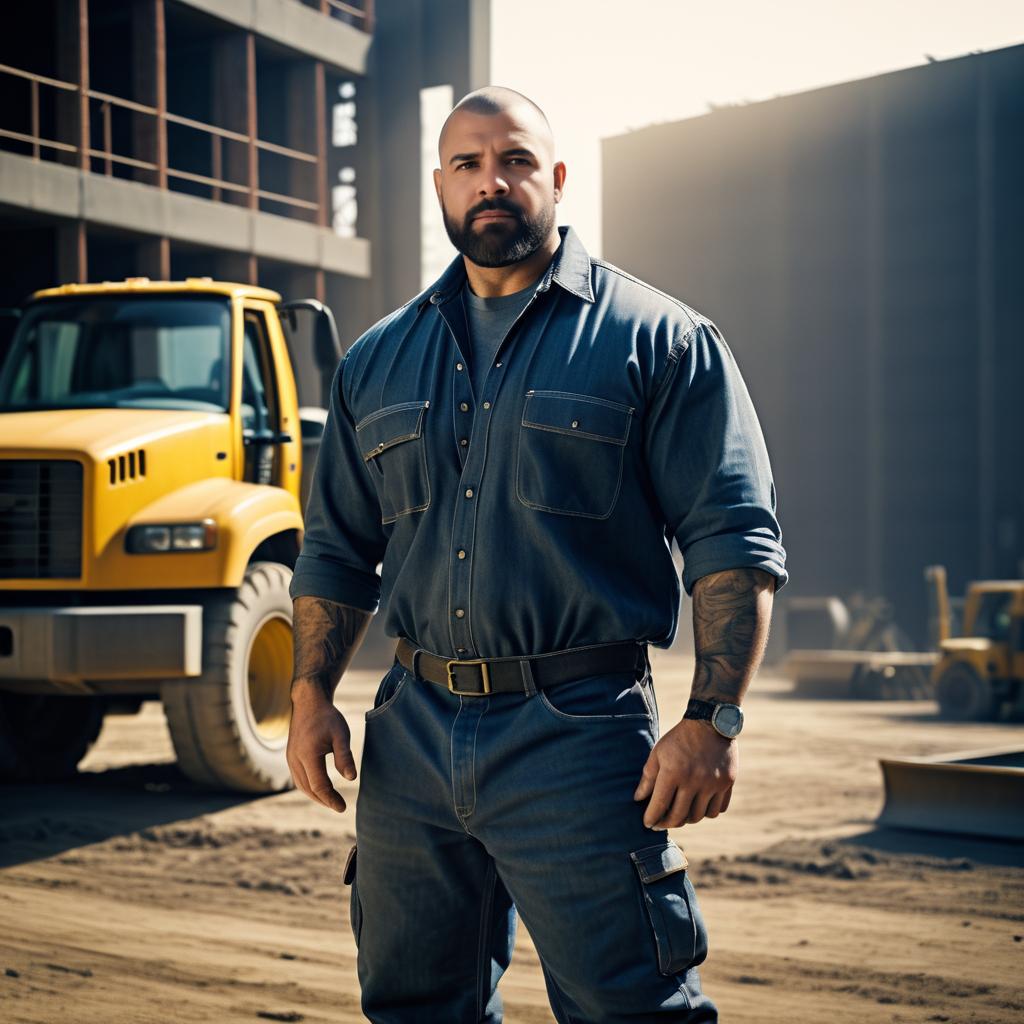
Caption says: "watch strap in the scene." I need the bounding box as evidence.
[683,697,718,721]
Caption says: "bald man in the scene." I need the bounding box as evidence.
[287,86,787,1023]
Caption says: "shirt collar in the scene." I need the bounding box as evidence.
[417,224,595,310]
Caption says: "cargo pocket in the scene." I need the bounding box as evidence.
[355,401,431,523]
[516,390,633,519]
[343,842,362,947]
[630,839,708,976]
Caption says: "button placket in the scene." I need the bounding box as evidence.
[447,353,511,657]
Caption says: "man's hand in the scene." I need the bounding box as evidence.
[286,682,357,813]
[633,718,737,828]
[287,596,373,812]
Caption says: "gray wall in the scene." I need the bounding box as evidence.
[602,44,1024,644]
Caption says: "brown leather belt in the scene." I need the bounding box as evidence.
[395,636,647,697]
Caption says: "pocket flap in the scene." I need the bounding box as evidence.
[355,401,429,461]
[523,391,633,445]
[630,839,689,883]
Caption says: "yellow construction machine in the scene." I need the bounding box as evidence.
[928,565,1024,721]
[0,278,341,791]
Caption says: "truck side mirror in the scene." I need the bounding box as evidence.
[277,299,343,373]
[313,306,342,371]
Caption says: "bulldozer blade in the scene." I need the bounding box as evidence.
[877,747,1024,841]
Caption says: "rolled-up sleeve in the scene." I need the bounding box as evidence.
[290,353,389,612]
[644,320,788,596]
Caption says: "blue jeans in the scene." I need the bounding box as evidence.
[346,654,718,1023]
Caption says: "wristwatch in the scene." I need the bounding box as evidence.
[684,698,744,739]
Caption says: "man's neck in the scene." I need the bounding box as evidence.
[463,229,561,298]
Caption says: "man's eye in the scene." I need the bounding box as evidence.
[456,162,477,171]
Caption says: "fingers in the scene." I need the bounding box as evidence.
[289,752,312,802]
[642,769,681,829]
[652,787,695,830]
[332,730,358,782]
[721,786,733,814]
[305,754,347,813]
[703,791,726,819]
[633,753,659,803]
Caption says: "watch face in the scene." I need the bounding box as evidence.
[712,703,744,738]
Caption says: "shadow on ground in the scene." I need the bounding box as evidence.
[0,761,261,868]
[839,826,1024,868]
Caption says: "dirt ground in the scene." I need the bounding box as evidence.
[1,649,1022,1024]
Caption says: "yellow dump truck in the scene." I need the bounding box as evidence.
[0,278,340,791]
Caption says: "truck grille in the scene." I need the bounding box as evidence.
[0,460,83,579]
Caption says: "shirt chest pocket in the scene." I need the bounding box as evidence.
[355,401,431,523]
[516,390,634,520]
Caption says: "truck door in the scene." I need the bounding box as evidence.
[240,309,280,486]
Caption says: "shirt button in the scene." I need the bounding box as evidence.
[460,401,469,412]
[571,419,579,428]
[464,488,474,498]
[456,362,464,371]
[460,438,468,447]
[456,647,467,655]
[457,549,466,559]
[483,401,491,410]
[454,608,465,618]
[495,361,502,368]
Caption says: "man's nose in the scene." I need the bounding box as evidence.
[478,167,509,196]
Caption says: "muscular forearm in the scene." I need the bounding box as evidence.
[292,596,373,704]
[689,567,776,705]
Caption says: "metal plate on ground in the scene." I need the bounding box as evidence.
[878,747,1024,841]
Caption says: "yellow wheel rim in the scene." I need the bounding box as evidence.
[247,614,293,743]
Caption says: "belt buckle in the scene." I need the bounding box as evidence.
[446,657,491,696]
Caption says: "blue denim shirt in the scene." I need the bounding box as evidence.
[291,225,787,659]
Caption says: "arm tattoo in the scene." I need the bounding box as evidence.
[292,596,373,703]
[690,568,775,705]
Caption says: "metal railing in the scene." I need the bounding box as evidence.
[0,61,322,220]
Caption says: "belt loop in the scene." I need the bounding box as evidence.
[639,643,651,681]
[411,647,425,681]
[519,658,537,697]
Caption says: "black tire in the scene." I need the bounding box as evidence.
[162,562,295,793]
[935,664,1000,722]
[0,693,105,782]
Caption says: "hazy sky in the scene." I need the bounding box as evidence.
[489,0,1024,255]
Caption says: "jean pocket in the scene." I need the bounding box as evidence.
[364,663,409,723]
[630,839,708,976]
[516,391,633,519]
[355,401,431,523]
[538,670,653,723]
[343,843,363,946]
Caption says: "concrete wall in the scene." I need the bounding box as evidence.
[602,44,1024,644]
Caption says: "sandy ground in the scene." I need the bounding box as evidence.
[1,648,1022,1024]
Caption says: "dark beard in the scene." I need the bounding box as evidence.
[441,197,554,268]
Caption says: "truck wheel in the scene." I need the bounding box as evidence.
[935,664,999,721]
[162,562,295,793]
[0,694,105,782]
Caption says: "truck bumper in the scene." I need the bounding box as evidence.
[0,606,202,685]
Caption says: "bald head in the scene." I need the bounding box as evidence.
[438,86,554,161]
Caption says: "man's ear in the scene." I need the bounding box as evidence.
[552,160,567,203]
[432,168,443,206]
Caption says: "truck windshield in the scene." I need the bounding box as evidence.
[0,295,231,413]
[971,591,1013,642]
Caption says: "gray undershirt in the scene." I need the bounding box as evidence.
[461,278,540,398]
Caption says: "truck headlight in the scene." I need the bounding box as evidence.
[126,520,217,553]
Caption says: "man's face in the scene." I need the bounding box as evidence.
[434,107,563,269]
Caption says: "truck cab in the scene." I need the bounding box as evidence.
[0,278,340,791]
